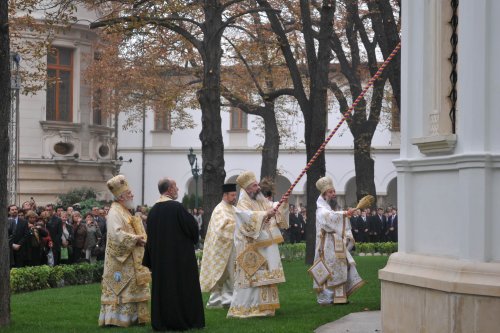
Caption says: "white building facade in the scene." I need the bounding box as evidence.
[117,99,400,208]
[379,0,500,332]
[11,6,400,209]
[12,8,116,205]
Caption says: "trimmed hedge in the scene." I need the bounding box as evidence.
[196,242,307,266]
[10,262,104,293]
[197,242,397,264]
[11,242,397,293]
[354,241,398,255]
[279,242,306,261]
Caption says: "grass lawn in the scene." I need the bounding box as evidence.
[2,256,388,333]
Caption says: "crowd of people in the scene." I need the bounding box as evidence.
[8,173,399,331]
[282,203,398,245]
[350,206,398,243]
[7,199,149,268]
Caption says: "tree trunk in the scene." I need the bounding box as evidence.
[370,0,401,110]
[260,105,279,180]
[303,0,334,265]
[199,3,225,238]
[354,134,377,202]
[255,0,334,265]
[304,98,327,265]
[0,0,11,326]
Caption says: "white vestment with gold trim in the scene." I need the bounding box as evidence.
[227,191,289,318]
[98,202,151,327]
[199,200,236,308]
[313,195,364,304]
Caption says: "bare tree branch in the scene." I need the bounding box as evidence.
[90,16,202,50]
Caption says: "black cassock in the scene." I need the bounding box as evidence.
[143,200,205,331]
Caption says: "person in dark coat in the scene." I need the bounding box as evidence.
[45,204,63,265]
[8,204,29,267]
[356,210,369,243]
[375,208,388,242]
[143,177,205,332]
[71,211,87,263]
[289,205,303,243]
[25,210,49,266]
[386,208,398,242]
[368,209,383,243]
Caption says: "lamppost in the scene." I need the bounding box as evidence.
[114,155,132,175]
[187,147,201,209]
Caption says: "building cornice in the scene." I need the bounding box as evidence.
[88,124,114,136]
[20,158,115,167]
[394,153,500,172]
[40,121,82,132]
[117,146,401,155]
[379,252,500,297]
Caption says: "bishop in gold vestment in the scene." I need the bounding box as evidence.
[99,175,151,327]
[227,171,289,318]
[313,177,364,305]
[199,183,238,308]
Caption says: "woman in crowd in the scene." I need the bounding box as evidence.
[72,211,87,263]
[25,210,48,266]
[60,211,73,264]
[84,212,102,264]
[38,211,54,265]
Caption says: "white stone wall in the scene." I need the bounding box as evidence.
[14,9,116,205]
[380,1,500,332]
[117,102,399,206]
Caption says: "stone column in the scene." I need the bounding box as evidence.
[379,0,500,332]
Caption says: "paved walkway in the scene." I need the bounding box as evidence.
[314,311,381,333]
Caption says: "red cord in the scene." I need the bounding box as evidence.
[274,42,402,211]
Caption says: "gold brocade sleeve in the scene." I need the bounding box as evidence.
[212,204,236,240]
[275,202,289,229]
[106,203,141,263]
[130,216,147,241]
[236,197,267,239]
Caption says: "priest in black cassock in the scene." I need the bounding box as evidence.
[143,177,205,331]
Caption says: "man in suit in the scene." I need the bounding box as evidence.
[45,203,63,265]
[386,208,398,242]
[95,208,108,260]
[377,208,388,242]
[289,205,304,243]
[357,210,369,243]
[350,209,361,243]
[8,204,29,267]
[369,208,384,243]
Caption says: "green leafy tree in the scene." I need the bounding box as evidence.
[56,187,97,208]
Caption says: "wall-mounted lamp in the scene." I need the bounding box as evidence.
[118,156,133,163]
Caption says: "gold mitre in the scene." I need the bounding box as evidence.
[236,171,257,189]
[107,175,130,197]
[316,176,335,194]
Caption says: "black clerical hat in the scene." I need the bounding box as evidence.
[222,183,237,193]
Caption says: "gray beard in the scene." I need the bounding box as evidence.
[253,192,266,202]
[329,198,338,210]
[123,199,135,210]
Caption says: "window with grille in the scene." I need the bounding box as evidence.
[391,96,400,131]
[92,52,103,125]
[93,89,103,125]
[46,47,73,121]
[230,108,248,130]
[154,109,172,131]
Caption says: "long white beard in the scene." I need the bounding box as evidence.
[254,192,267,203]
[123,199,135,210]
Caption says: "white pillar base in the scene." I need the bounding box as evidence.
[379,253,500,332]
